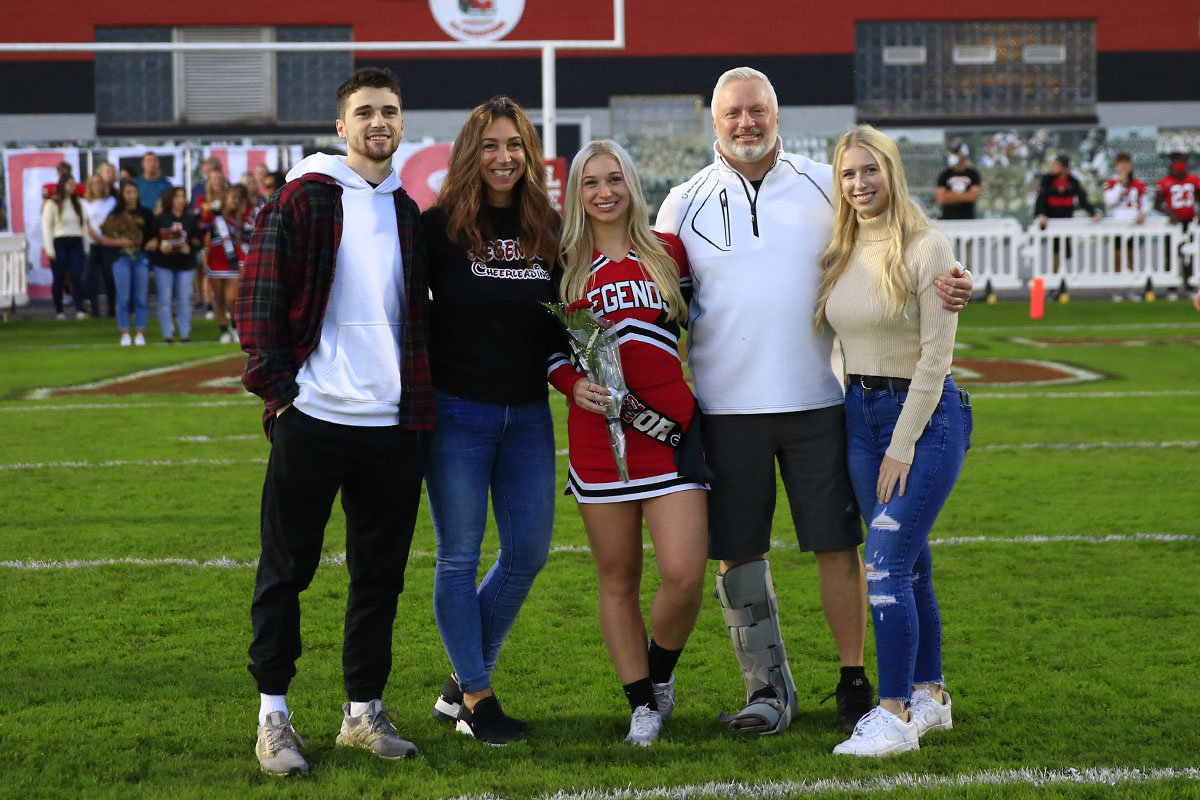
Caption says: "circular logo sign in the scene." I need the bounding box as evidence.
[430,0,525,42]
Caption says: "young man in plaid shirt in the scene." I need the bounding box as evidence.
[235,67,434,776]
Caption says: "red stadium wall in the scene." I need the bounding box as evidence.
[2,0,1196,61]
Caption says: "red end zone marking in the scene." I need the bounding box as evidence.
[953,358,1101,385]
[53,355,248,397]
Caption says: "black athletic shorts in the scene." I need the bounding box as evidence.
[702,405,863,561]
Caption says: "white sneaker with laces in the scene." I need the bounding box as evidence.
[651,674,676,721]
[624,704,662,747]
[832,705,919,757]
[255,710,308,776]
[910,689,952,737]
[219,331,233,344]
[119,332,132,347]
[133,332,146,346]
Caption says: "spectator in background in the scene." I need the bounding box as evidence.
[259,171,282,202]
[146,186,201,343]
[1035,154,1100,276]
[1102,153,1151,287]
[1035,155,1100,226]
[42,161,83,201]
[0,195,6,231]
[1157,152,1200,228]
[192,157,222,205]
[135,152,173,215]
[239,172,263,218]
[1157,153,1200,293]
[83,172,118,317]
[98,162,119,199]
[936,141,981,220]
[195,168,229,320]
[201,184,253,344]
[42,175,91,319]
[100,179,154,346]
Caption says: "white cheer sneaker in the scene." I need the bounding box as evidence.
[910,688,953,737]
[832,705,919,757]
[624,704,662,747]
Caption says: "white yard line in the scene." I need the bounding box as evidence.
[977,440,1198,451]
[964,321,1200,332]
[2,533,1194,571]
[4,440,1194,471]
[0,458,267,471]
[0,399,259,412]
[971,389,1200,399]
[448,766,1200,800]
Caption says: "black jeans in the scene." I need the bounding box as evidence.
[248,408,424,701]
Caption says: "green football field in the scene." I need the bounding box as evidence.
[1,300,1198,800]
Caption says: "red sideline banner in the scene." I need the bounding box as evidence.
[3,147,79,300]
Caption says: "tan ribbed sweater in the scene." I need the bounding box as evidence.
[825,213,958,464]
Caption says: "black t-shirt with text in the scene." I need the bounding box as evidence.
[937,167,982,220]
[422,203,566,405]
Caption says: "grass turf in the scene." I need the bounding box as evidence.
[1,300,1198,799]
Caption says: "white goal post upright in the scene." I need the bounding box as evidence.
[0,0,627,158]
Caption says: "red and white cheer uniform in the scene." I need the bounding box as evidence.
[549,232,706,503]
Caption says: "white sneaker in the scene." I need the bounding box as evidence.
[133,332,146,346]
[205,309,216,320]
[624,704,662,747]
[910,689,952,737]
[119,332,132,347]
[832,705,919,757]
[74,311,88,320]
[56,312,66,320]
[651,674,676,721]
[231,327,240,343]
[219,331,233,344]
[255,710,309,776]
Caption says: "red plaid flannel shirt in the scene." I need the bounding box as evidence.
[235,173,435,437]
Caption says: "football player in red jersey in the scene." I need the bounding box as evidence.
[1157,153,1200,291]
[1156,152,1199,226]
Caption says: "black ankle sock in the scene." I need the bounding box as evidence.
[219,324,228,333]
[840,666,868,685]
[647,639,683,684]
[622,678,658,713]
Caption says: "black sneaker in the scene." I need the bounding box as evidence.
[823,675,875,733]
[455,696,525,746]
[432,674,462,723]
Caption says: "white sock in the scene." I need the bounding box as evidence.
[259,694,289,725]
[349,700,375,717]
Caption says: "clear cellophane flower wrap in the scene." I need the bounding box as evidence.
[541,299,630,482]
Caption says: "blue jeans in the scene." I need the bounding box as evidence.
[154,267,194,340]
[845,376,971,701]
[52,237,89,313]
[112,253,150,332]
[424,391,556,693]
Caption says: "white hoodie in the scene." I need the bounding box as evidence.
[287,153,406,427]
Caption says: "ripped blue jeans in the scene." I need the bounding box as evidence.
[844,376,970,701]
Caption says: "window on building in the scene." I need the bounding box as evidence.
[856,20,1096,122]
[95,26,350,129]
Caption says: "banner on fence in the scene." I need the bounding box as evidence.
[2,147,80,300]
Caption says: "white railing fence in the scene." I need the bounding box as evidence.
[931,218,1197,293]
[0,234,28,309]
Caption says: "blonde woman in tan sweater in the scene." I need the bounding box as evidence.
[817,125,972,758]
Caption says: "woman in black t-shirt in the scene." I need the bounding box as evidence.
[146,187,201,342]
[421,97,574,746]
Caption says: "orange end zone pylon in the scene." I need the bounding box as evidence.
[1030,277,1045,319]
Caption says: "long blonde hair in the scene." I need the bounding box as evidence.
[559,140,686,322]
[815,125,929,327]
